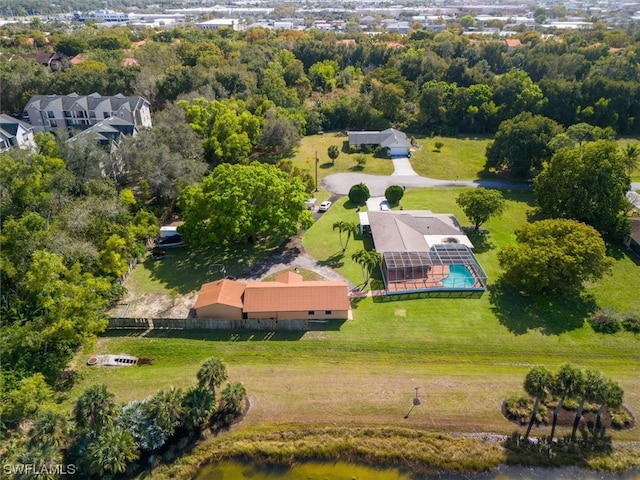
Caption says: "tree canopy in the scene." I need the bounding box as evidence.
[534,140,631,239]
[485,112,563,177]
[455,188,505,231]
[177,162,313,245]
[498,218,614,295]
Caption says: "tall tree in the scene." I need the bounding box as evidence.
[594,379,624,434]
[219,382,247,417]
[549,364,584,443]
[523,366,553,441]
[178,163,313,246]
[28,409,69,450]
[455,188,506,232]
[75,384,117,434]
[498,219,613,295]
[352,249,382,285]
[571,369,604,443]
[333,221,358,253]
[534,140,631,239]
[85,427,139,477]
[182,386,215,431]
[197,357,228,399]
[485,112,563,177]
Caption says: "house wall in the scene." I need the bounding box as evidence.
[195,304,243,320]
[246,310,349,320]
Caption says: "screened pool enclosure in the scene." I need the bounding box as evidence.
[381,244,487,295]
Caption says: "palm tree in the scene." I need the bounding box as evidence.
[624,143,639,174]
[197,357,228,399]
[571,369,603,443]
[549,364,584,443]
[86,426,139,477]
[147,387,184,437]
[352,249,382,286]
[29,409,68,449]
[595,378,624,434]
[182,386,215,431]
[74,384,116,433]
[333,220,358,252]
[18,443,63,480]
[328,145,340,165]
[523,366,553,441]
[220,382,247,417]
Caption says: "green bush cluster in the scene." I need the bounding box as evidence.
[588,308,640,334]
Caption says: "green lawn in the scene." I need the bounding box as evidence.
[72,187,640,448]
[292,131,394,197]
[410,135,493,180]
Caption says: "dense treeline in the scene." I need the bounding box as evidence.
[2,24,640,136]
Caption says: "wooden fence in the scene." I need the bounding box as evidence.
[107,317,325,331]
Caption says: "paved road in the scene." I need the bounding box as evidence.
[321,157,640,197]
[323,155,532,196]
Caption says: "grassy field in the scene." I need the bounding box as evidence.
[410,135,493,179]
[67,135,640,475]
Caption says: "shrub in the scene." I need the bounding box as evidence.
[504,395,533,424]
[348,182,370,205]
[434,141,444,151]
[350,145,356,153]
[621,312,640,333]
[355,154,367,168]
[611,409,633,429]
[588,309,621,333]
[385,185,404,205]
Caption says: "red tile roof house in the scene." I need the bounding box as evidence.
[194,272,351,321]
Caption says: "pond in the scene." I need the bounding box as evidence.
[195,460,639,480]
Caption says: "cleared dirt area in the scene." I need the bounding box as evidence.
[110,291,198,319]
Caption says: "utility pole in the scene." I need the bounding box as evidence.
[315,150,319,192]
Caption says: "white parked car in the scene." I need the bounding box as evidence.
[318,201,332,212]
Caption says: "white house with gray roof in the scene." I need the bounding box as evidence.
[347,128,412,157]
[22,93,152,134]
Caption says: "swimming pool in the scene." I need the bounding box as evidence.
[441,264,475,288]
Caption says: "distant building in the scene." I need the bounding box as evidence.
[90,9,130,23]
[23,92,152,134]
[0,114,36,152]
[195,18,246,31]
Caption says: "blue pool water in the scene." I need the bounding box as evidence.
[441,264,475,288]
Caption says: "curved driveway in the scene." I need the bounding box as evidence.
[321,156,640,197]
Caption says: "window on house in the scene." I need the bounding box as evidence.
[308,311,315,315]
[104,112,110,119]
[47,111,55,118]
[325,310,332,315]
[63,111,71,117]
